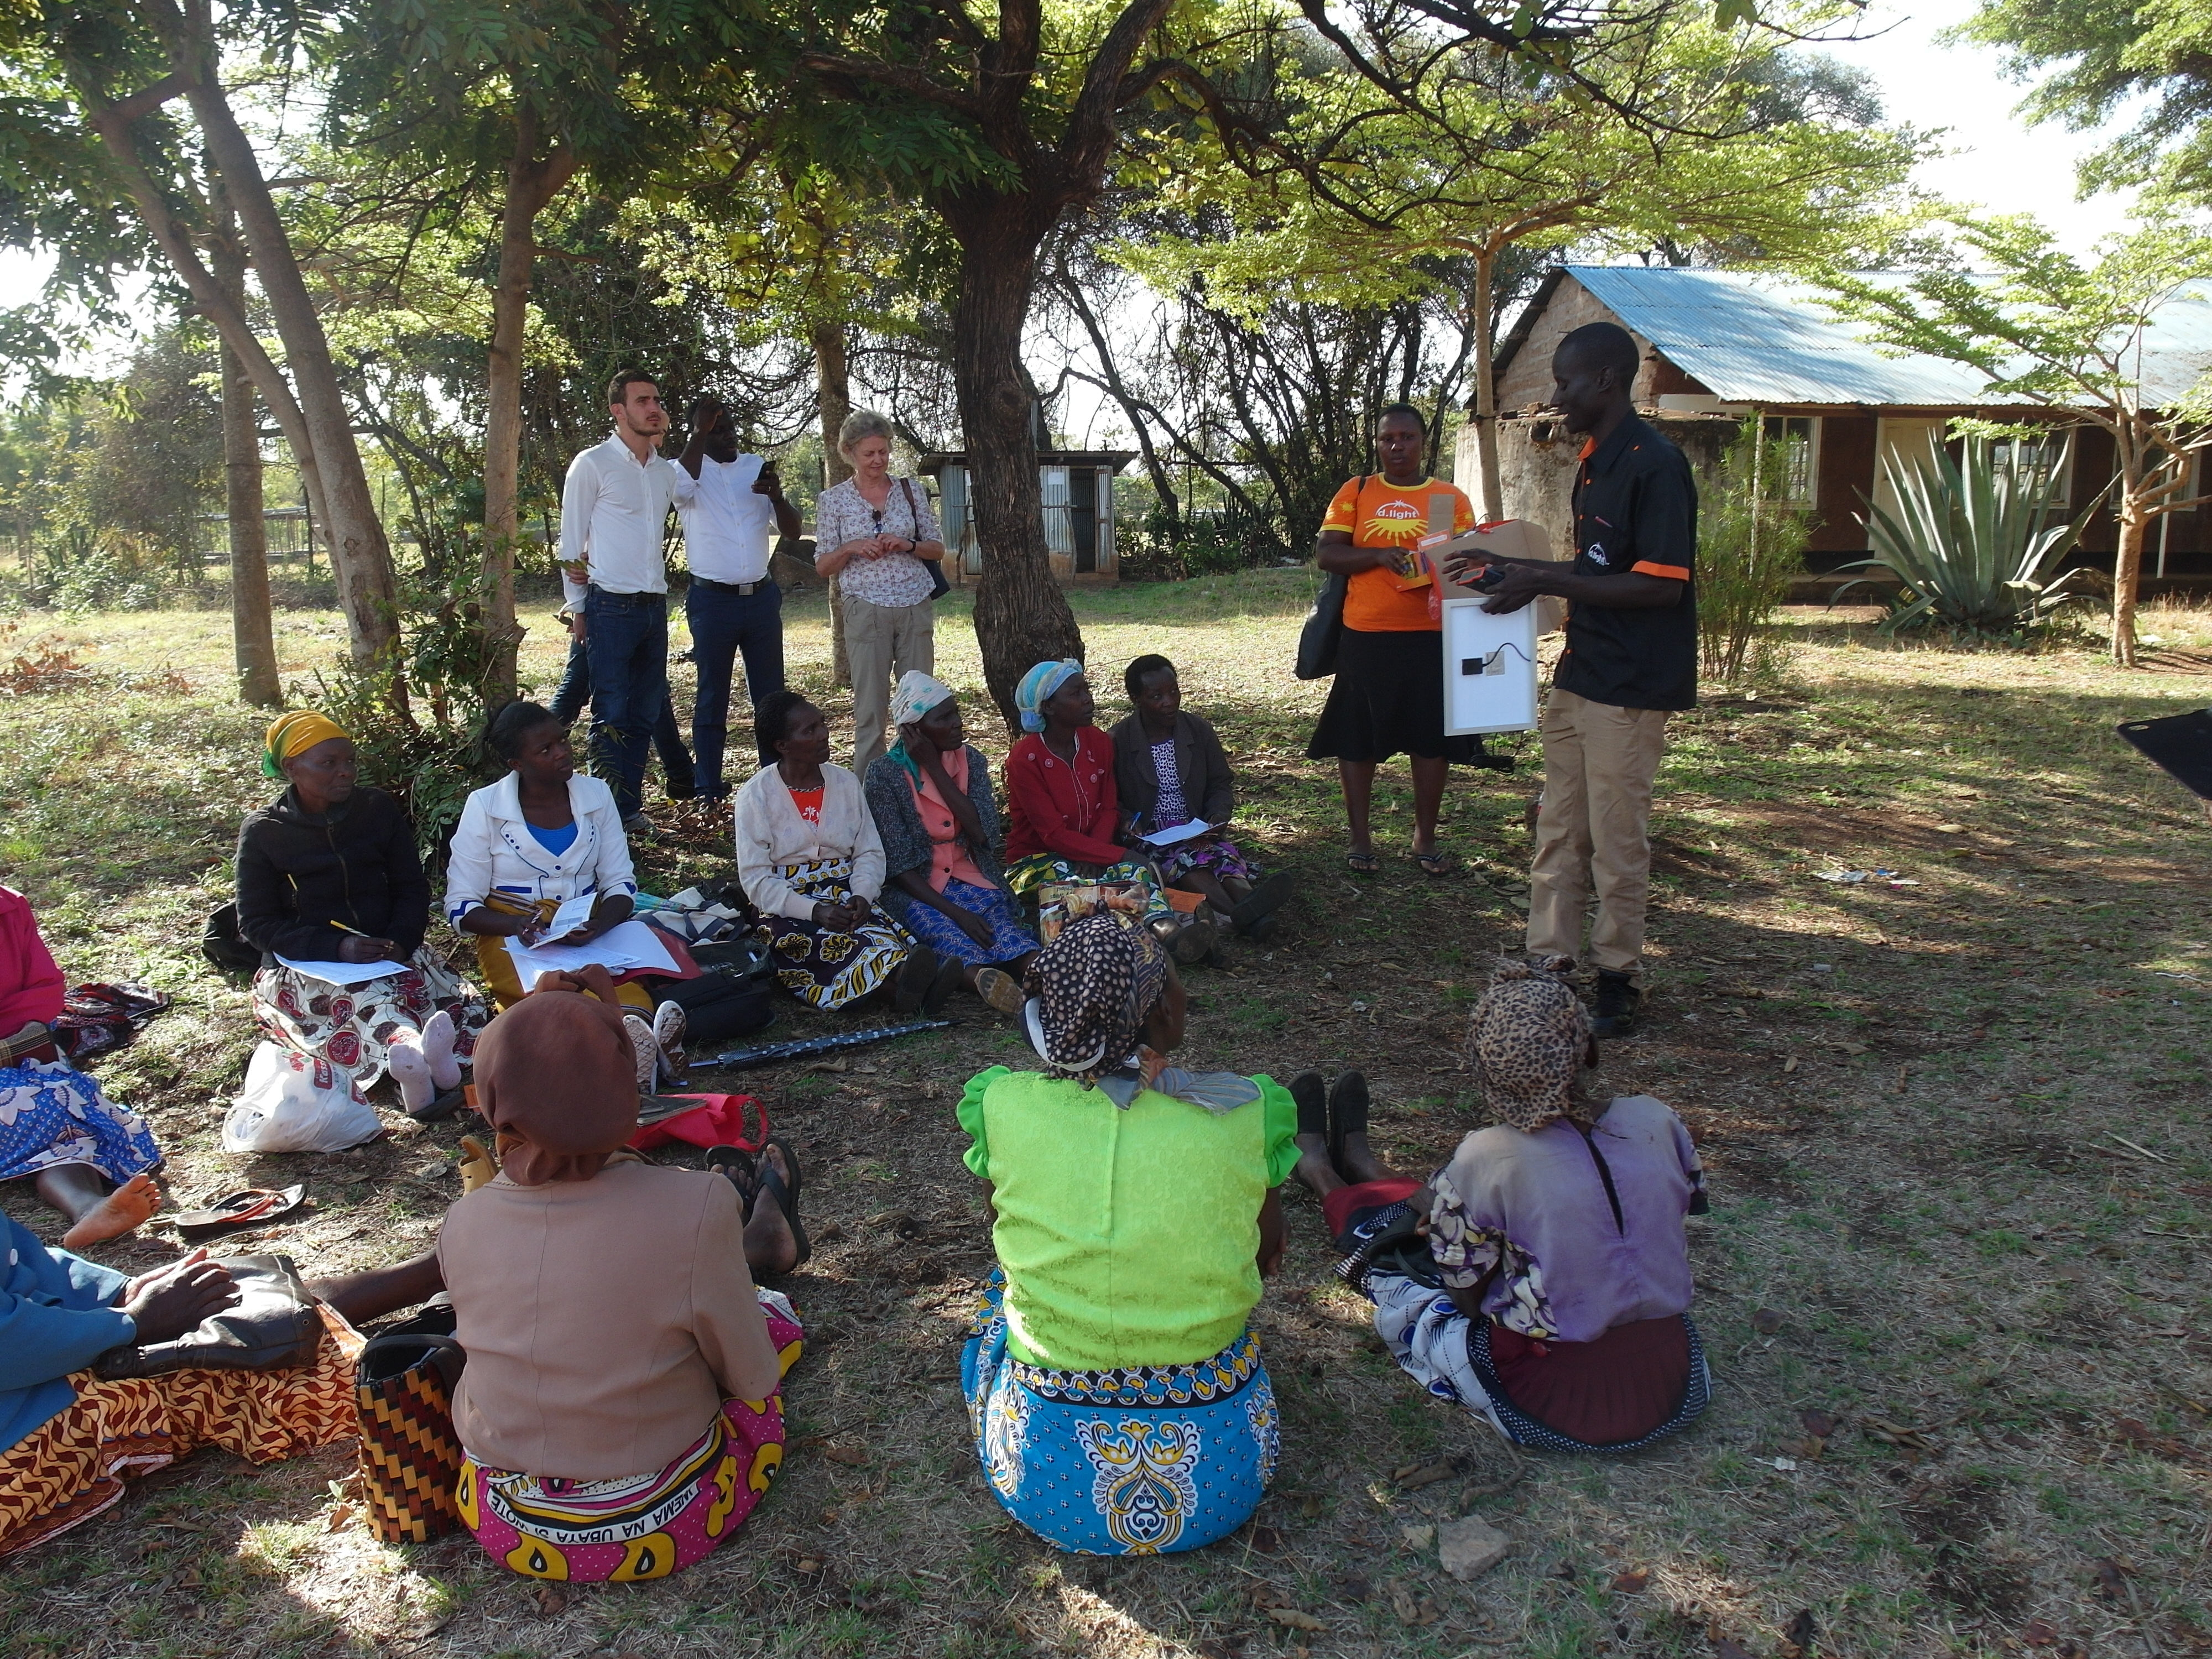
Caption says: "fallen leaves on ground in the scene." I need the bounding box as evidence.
[1265,1608,1325,1631]
[1752,1308,1784,1334]
[1863,1417,1936,1451]
[1610,1568,1651,1594]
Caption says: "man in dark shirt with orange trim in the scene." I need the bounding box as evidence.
[1447,321,1697,1035]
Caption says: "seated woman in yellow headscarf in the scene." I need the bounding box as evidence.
[235,711,489,1115]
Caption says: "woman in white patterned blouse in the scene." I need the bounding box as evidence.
[812,410,947,777]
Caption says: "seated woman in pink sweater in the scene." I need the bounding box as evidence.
[0,886,161,1247]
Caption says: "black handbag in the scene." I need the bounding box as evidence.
[655,972,776,1043]
[904,478,952,599]
[202,902,262,974]
[1332,1205,1444,1293]
[1295,572,1348,681]
[92,1254,323,1379]
[1294,474,1363,681]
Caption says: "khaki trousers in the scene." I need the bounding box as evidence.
[1525,687,1670,977]
[844,592,936,779]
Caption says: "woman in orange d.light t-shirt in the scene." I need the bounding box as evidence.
[1306,403,1505,877]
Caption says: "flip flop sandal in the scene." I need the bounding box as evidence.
[1413,851,1455,877]
[1229,873,1298,928]
[174,1184,307,1242]
[1346,849,1380,873]
[456,1136,498,1194]
[756,1138,811,1271]
[406,1085,467,1125]
[975,966,1026,1016]
[704,1143,759,1218]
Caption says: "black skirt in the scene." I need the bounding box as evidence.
[1306,626,1483,764]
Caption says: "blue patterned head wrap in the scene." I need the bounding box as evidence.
[1015,659,1083,733]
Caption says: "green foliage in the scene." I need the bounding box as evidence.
[1698,420,1807,686]
[1955,0,2212,199]
[309,575,504,865]
[1840,435,2100,637]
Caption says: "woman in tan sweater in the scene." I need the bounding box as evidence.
[439,984,805,1582]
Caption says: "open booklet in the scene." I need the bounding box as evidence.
[1136,819,1211,849]
[273,953,408,987]
[505,917,677,991]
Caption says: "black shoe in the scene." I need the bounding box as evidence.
[1242,910,1281,945]
[1327,1071,1369,1177]
[920,954,964,1019]
[1473,752,1516,773]
[1592,971,1640,1037]
[1288,1071,1327,1140]
[665,780,698,801]
[1229,873,1297,930]
[891,947,943,1015]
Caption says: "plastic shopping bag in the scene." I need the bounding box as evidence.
[222,1041,385,1153]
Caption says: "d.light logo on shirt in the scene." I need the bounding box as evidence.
[1584,542,1611,567]
[1359,498,1427,547]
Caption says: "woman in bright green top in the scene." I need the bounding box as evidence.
[956,912,1297,1555]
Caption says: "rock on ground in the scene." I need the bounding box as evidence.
[1437,1515,1510,1580]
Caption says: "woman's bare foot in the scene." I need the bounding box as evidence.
[60,1172,162,1249]
[743,1145,800,1277]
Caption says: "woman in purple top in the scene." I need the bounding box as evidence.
[1293,959,1709,1452]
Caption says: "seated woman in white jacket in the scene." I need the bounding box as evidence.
[445,701,644,1010]
[735,690,959,1016]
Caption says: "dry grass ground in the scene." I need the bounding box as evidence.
[1,578,2209,1659]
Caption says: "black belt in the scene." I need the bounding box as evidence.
[692,576,774,596]
[586,585,666,607]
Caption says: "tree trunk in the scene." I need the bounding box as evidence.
[1469,248,1504,521]
[482,107,579,706]
[210,195,280,708]
[814,320,855,688]
[947,199,1083,726]
[2113,484,2145,670]
[175,36,401,666]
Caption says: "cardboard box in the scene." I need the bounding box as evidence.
[1415,519,1567,635]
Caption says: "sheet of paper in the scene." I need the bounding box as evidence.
[274,954,408,987]
[1139,819,1211,849]
[545,891,598,939]
[505,917,678,990]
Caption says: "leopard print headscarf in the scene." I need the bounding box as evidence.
[1022,913,1168,1088]
[1465,957,1592,1131]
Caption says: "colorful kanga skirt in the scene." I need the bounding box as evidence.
[457,1287,804,1583]
[894,879,1039,968]
[748,858,914,1011]
[1154,833,1256,888]
[1004,855,1171,917]
[0,1307,362,1558]
[960,1270,1277,1556]
[251,945,489,1089]
[0,1058,160,1185]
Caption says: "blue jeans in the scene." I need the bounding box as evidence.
[582,587,670,820]
[686,577,786,793]
[551,626,692,790]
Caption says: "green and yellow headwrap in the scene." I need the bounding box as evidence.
[261,711,351,780]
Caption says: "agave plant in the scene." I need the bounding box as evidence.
[1836,435,2103,634]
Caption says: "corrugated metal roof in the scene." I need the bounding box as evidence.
[1558,265,2212,408]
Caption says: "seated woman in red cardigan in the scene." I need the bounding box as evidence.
[1293,959,1711,1453]
[1000,660,1208,961]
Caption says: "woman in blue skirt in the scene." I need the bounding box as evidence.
[863,672,1039,1018]
[955,915,1297,1553]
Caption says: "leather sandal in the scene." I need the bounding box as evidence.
[755,1139,810,1271]
[173,1185,307,1242]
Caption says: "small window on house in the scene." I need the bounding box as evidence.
[1987,434,2074,507]
[1758,416,1818,503]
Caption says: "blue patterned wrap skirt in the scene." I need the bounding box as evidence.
[0,1059,160,1184]
[959,1270,1278,1556]
[895,879,1039,968]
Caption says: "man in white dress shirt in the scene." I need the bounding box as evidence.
[675,396,802,795]
[560,370,679,828]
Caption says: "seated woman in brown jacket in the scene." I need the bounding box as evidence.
[439,983,805,1583]
[1110,655,1294,942]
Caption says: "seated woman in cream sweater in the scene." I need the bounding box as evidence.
[733,690,957,1015]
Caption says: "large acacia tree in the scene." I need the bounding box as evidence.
[752,0,1287,718]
